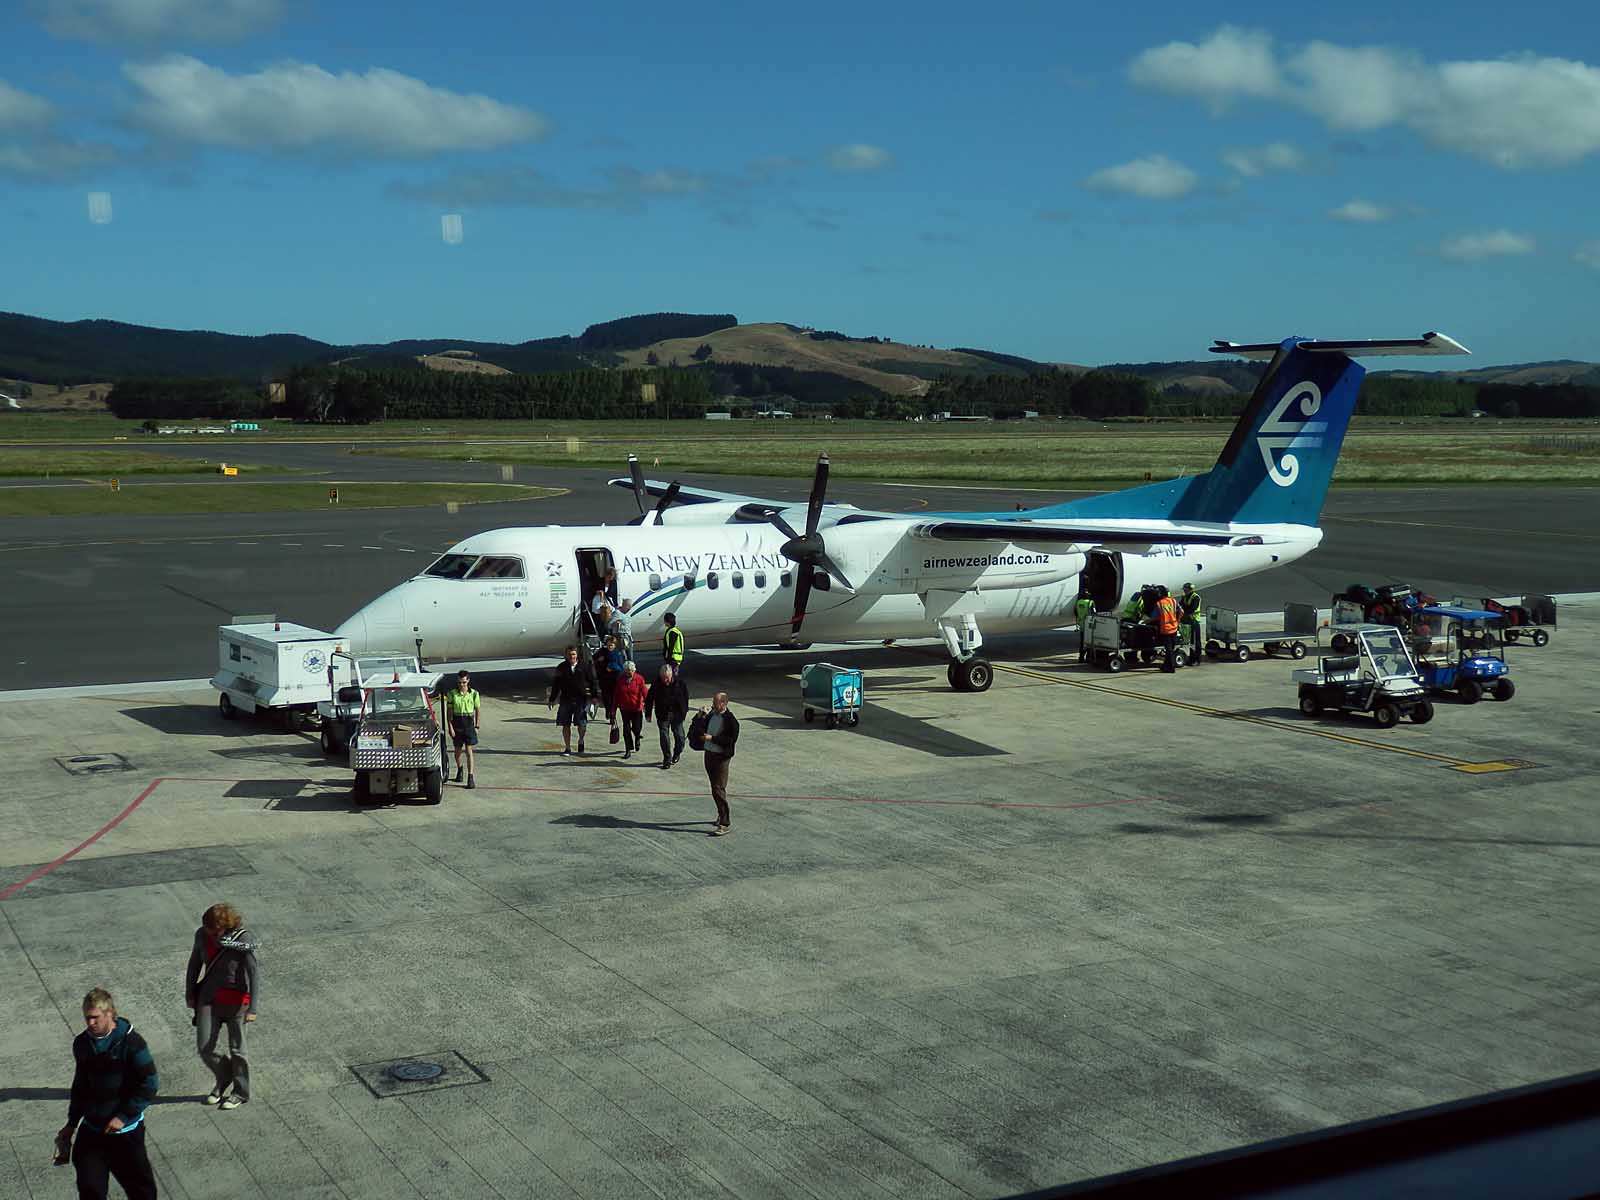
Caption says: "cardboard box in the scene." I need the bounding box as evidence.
[389,724,415,749]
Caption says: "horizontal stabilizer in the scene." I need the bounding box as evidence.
[1210,332,1470,360]
[909,520,1235,546]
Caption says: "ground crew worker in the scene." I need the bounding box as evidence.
[1179,582,1203,663]
[1074,590,1095,661]
[1122,591,1146,622]
[444,670,481,787]
[662,611,686,679]
[1154,586,1181,673]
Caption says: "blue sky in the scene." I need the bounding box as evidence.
[2,0,1598,367]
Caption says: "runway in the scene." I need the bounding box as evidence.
[1,439,1594,688]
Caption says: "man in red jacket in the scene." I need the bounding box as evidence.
[612,660,649,760]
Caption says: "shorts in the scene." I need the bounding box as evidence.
[556,699,590,727]
[449,717,479,747]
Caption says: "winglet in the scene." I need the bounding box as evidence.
[1210,332,1471,361]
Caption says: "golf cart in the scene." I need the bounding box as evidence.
[344,672,446,804]
[317,650,421,754]
[1294,625,1434,728]
[1414,606,1514,704]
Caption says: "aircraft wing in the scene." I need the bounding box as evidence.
[907,519,1238,547]
[605,476,779,508]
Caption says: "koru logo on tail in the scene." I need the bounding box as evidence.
[1257,381,1327,488]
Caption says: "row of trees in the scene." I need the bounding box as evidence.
[922,369,1154,419]
[106,377,270,420]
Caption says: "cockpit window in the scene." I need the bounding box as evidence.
[466,556,525,580]
[423,553,478,579]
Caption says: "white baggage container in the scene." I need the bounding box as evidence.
[212,621,344,724]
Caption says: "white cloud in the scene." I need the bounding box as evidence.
[1573,241,1600,269]
[0,138,119,181]
[0,79,56,130]
[1329,198,1394,223]
[124,56,550,157]
[1130,28,1600,168]
[1083,154,1197,199]
[1221,140,1305,176]
[602,166,710,195]
[440,213,462,244]
[826,143,894,172]
[1436,230,1535,261]
[1128,26,1282,114]
[30,0,281,43]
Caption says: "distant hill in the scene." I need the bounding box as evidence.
[1114,357,1600,397]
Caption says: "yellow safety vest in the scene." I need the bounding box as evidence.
[446,688,480,718]
[663,626,685,663]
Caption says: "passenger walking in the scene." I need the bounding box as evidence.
[1179,582,1203,664]
[613,661,649,760]
[547,645,598,755]
[59,987,160,1200]
[645,663,688,769]
[691,691,740,836]
[608,599,635,661]
[1154,586,1181,673]
[185,903,259,1111]
[444,669,482,788]
[1074,590,1095,661]
[593,635,625,730]
[661,611,686,679]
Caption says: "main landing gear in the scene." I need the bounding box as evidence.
[938,612,993,692]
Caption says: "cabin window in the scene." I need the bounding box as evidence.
[706,571,720,590]
[732,572,744,589]
[648,573,662,591]
[466,555,525,580]
[423,553,477,579]
[754,571,767,589]
[780,571,792,588]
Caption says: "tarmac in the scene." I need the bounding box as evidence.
[3,598,1598,1198]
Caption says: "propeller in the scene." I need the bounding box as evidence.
[764,453,853,634]
[625,454,681,525]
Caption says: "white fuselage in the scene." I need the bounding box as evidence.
[334,520,1322,662]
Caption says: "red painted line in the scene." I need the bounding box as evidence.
[0,778,163,902]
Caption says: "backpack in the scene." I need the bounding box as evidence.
[687,711,709,752]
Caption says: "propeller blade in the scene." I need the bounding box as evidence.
[627,455,647,515]
[651,481,681,523]
[817,554,854,593]
[790,563,814,634]
[805,453,829,538]
[767,511,801,542]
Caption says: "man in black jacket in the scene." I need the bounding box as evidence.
[547,645,598,755]
[694,691,740,836]
[59,987,160,1199]
[644,663,689,769]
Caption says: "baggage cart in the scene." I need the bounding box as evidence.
[212,620,343,728]
[317,649,420,753]
[1081,611,1189,672]
[1451,594,1556,647]
[801,662,863,728]
[344,672,446,804]
[1205,603,1317,662]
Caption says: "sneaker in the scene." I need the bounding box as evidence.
[561,748,572,756]
[661,760,671,770]
[710,825,729,837]
[672,752,681,764]
[205,1087,226,1105]
[219,1095,246,1110]
[577,739,586,754]
[453,768,464,783]
[466,775,476,790]
[622,750,631,760]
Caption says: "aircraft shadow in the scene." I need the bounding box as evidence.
[743,709,1006,757]
[119,703,270,738]
[549,813,713,834]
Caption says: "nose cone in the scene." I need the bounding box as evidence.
[336,589,407,654]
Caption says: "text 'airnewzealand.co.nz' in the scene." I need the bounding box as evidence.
[923,553,1051,569]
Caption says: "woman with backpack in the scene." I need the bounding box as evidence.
[184,903,259,1110]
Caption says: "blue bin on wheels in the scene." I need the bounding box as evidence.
[801,663,863,728]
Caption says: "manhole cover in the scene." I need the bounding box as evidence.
[386,1060,445,1083]
[55,753,133,777]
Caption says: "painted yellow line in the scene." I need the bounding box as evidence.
[989,660,1531,772]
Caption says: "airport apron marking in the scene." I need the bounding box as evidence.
[987,662,1534,773]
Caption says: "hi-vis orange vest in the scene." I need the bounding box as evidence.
[1154,596,1180,635]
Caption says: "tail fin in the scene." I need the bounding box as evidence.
[1035,332,1469,526]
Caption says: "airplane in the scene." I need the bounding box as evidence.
[335,332,1469,691]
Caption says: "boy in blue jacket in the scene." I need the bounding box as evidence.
[59,987,160,1199]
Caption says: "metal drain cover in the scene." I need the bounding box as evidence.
[386,1060,444,1083]
[55,753,133,777]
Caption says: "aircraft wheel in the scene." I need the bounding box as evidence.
[1105,655,1124,674]
[1289,641,1308,660]
[422,768,443,805]
[954,658,993,692]
[1298,690,1321,717]
[218,693,237,721]
[1532,629,1549,647]
[1373,703,1399,730]
[1457,680,1483,705]
[1412,700,1435,725]
[1492,679,1515,701]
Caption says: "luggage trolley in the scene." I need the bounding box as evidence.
[1081,611,1189,672]
[1205,603,1318,662]
[801,662,863,728]
[1452,594,1556,648]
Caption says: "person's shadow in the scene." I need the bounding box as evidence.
[0,1087,207,1105]
[549,813,711,834]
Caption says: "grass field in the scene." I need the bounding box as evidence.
[0,448,293,478]
[0,482,562,518]
[354,427,1600,487]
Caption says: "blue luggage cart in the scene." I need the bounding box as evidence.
[801,663,863,728]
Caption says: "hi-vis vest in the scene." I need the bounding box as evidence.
[1154,596,1180,635]
[1074,597,1094,624]
[446,688,480,718]
[1179,590,1202,621]
[663,626,685,663]
[1122,596,1145,620]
